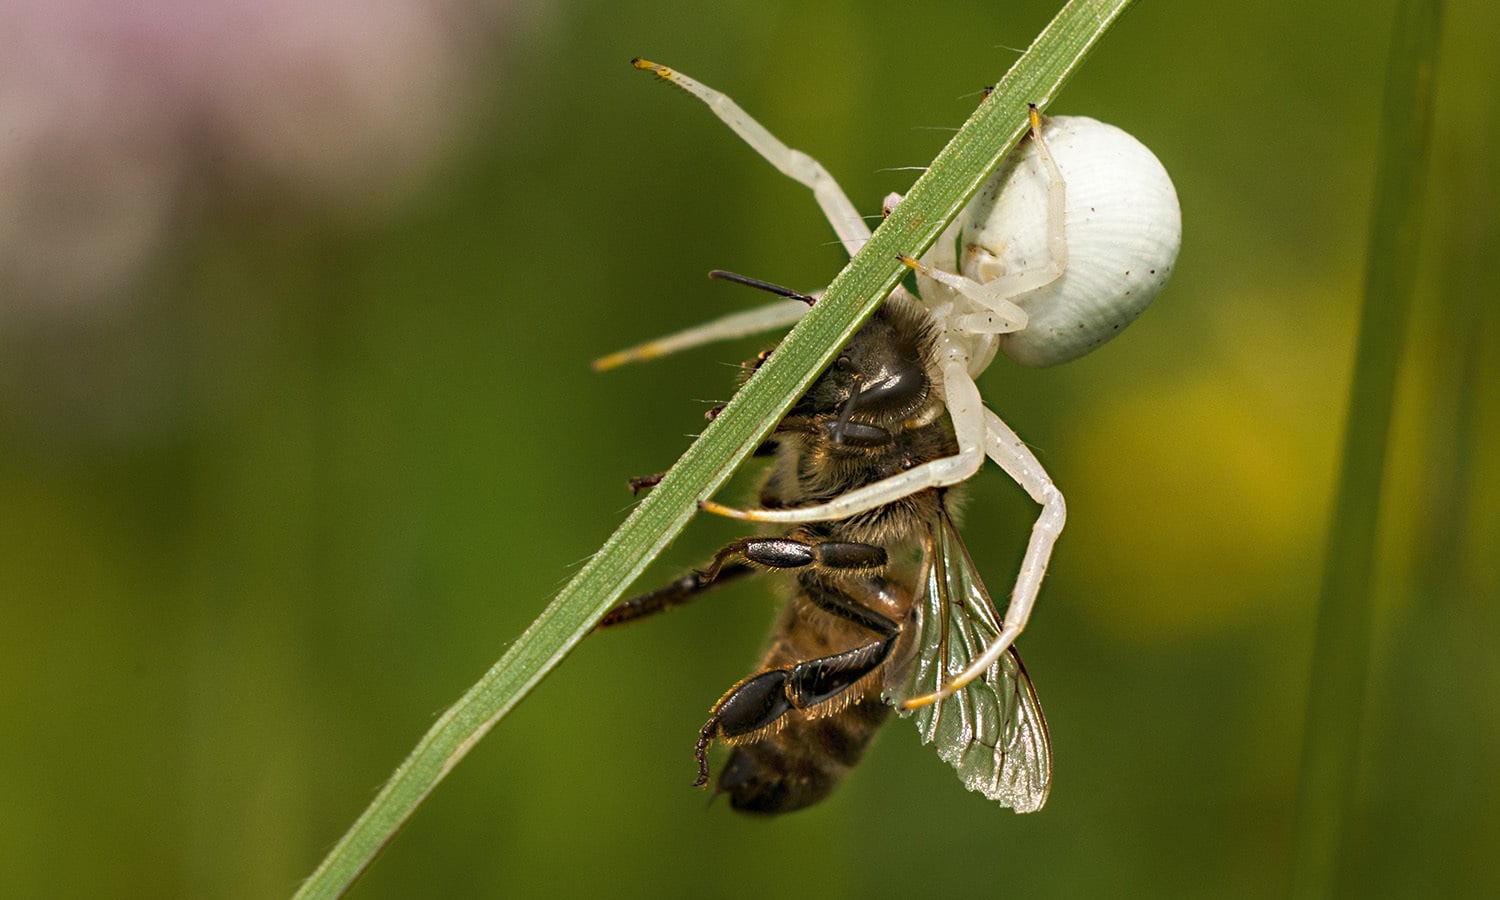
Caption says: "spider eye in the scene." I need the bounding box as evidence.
[834,355,855,372]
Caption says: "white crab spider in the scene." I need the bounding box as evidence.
[601,60,1181,706]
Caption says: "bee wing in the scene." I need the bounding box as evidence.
[885,510,1053,813]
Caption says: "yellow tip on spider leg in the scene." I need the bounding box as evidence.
[897,253,938,279]
[698,499,760,521]
[630,57,673,79]
[898,692,942,711]
[590,345,663,372]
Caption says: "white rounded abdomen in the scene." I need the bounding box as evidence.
[961,115,1181,368]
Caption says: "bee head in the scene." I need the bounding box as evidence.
[795,300,933,431]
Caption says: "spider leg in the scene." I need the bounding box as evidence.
[633,59,871,258]
[902,406,1065,707]
[900,255,1028,333]
[592,299,809,371]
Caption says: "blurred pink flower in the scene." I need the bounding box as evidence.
[0,0,528,318]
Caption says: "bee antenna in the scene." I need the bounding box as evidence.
[708,270,817,306]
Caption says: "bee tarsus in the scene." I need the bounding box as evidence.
[627,473,665,494]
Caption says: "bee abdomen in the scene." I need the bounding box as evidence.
[718,697,891,814]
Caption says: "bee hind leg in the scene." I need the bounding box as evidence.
[696,583,900,785]
[694,637,897,787]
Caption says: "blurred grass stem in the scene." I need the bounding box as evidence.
[295,1,1137,895]
[1290,0,1445,896]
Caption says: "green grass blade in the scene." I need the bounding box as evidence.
[295,1,1136,895]
[1290,1,1446,896]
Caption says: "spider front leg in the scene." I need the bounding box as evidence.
[901,407,1066,708]
[632,58,872,259]
[592,299,811,372]
[701,358,987,523]
[592,60,876,371]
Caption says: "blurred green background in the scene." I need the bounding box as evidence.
[2,0,1496,897]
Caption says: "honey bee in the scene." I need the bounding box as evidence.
[598,289,1050,814]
